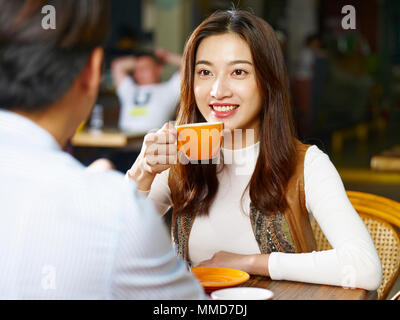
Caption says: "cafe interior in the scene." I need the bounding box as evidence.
[8,0,397,300]
[73,0,400,183]
[69,0,400,299]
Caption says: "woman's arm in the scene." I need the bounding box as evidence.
[126,123,176,215]
[147,169,173,216]
[268,146,382,290]
[197,146,382,290]
[126,166,172,217]
[197,251,270,277]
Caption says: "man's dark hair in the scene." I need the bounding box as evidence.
[305,33,322,46]
[0,0,110,112]
[135,50,161,65]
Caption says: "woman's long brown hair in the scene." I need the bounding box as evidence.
[169,9,297,218]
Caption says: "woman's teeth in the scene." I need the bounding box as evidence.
[212,105,238,112]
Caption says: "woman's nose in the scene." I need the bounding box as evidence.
[210,77,232,100]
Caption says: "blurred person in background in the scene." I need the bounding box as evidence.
[107,48,182,172]
[112,48,182,134]
[292,34,324,137]
[0,0,204,299]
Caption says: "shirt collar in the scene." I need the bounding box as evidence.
[221,141,260,166]
[0,109,61,151]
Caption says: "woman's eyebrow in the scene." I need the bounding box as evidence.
[195,60,212,66]
[229,60,253,65]
[195,60,253,66]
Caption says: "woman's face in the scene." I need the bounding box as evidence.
[194,33,263,134]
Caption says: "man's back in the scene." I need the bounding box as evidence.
[0,110,204,299]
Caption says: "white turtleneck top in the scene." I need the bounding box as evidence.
[145,143,382,290]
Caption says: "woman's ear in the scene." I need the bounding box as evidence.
[78,47,104,95]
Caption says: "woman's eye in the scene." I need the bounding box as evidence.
[198,70,211,76]
[233,69,247,76]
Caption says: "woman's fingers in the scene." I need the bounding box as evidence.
[139,122,179,173]
[145,140,177,158]
[143,133,171,145]
[144,130,176,145]
[146,154,177,166]
[153,143,177,156]
[156,132,177,144]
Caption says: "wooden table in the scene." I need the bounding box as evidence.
[370,145,400,172]
[239,276,377,300]
[71,129,145,150]
[338,168,400,185]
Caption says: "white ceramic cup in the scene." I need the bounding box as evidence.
[210,287,274,300]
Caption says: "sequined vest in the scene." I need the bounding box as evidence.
[171,140,317,263]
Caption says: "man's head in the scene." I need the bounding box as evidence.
[0,0,109,135]
[306,34,322,50]
[133,53,162,85]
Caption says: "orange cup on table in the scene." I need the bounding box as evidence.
[175,122,224,161]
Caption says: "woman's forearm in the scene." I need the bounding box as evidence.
[247,254,270,277]
[197,251,270,277]
[126,156,156,191]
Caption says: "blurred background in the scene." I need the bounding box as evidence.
[71,0,400,202]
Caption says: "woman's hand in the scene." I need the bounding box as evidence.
[197,251,270,277]
[126,122,177,191]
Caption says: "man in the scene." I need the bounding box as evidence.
[0,0,204,299]
[292,34,324,137]
[112,48,182,134]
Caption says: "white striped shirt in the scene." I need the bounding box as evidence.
[0,110,205,299]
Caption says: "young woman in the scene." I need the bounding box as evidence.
[127,10,382,290]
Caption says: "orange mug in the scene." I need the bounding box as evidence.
[176,122,224,161]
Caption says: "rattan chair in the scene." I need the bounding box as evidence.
[391,289,400,300]
[311,191,400,300]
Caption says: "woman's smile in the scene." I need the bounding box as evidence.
[209,103,240,118]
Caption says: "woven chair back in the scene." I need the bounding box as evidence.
[311,191,400,300]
